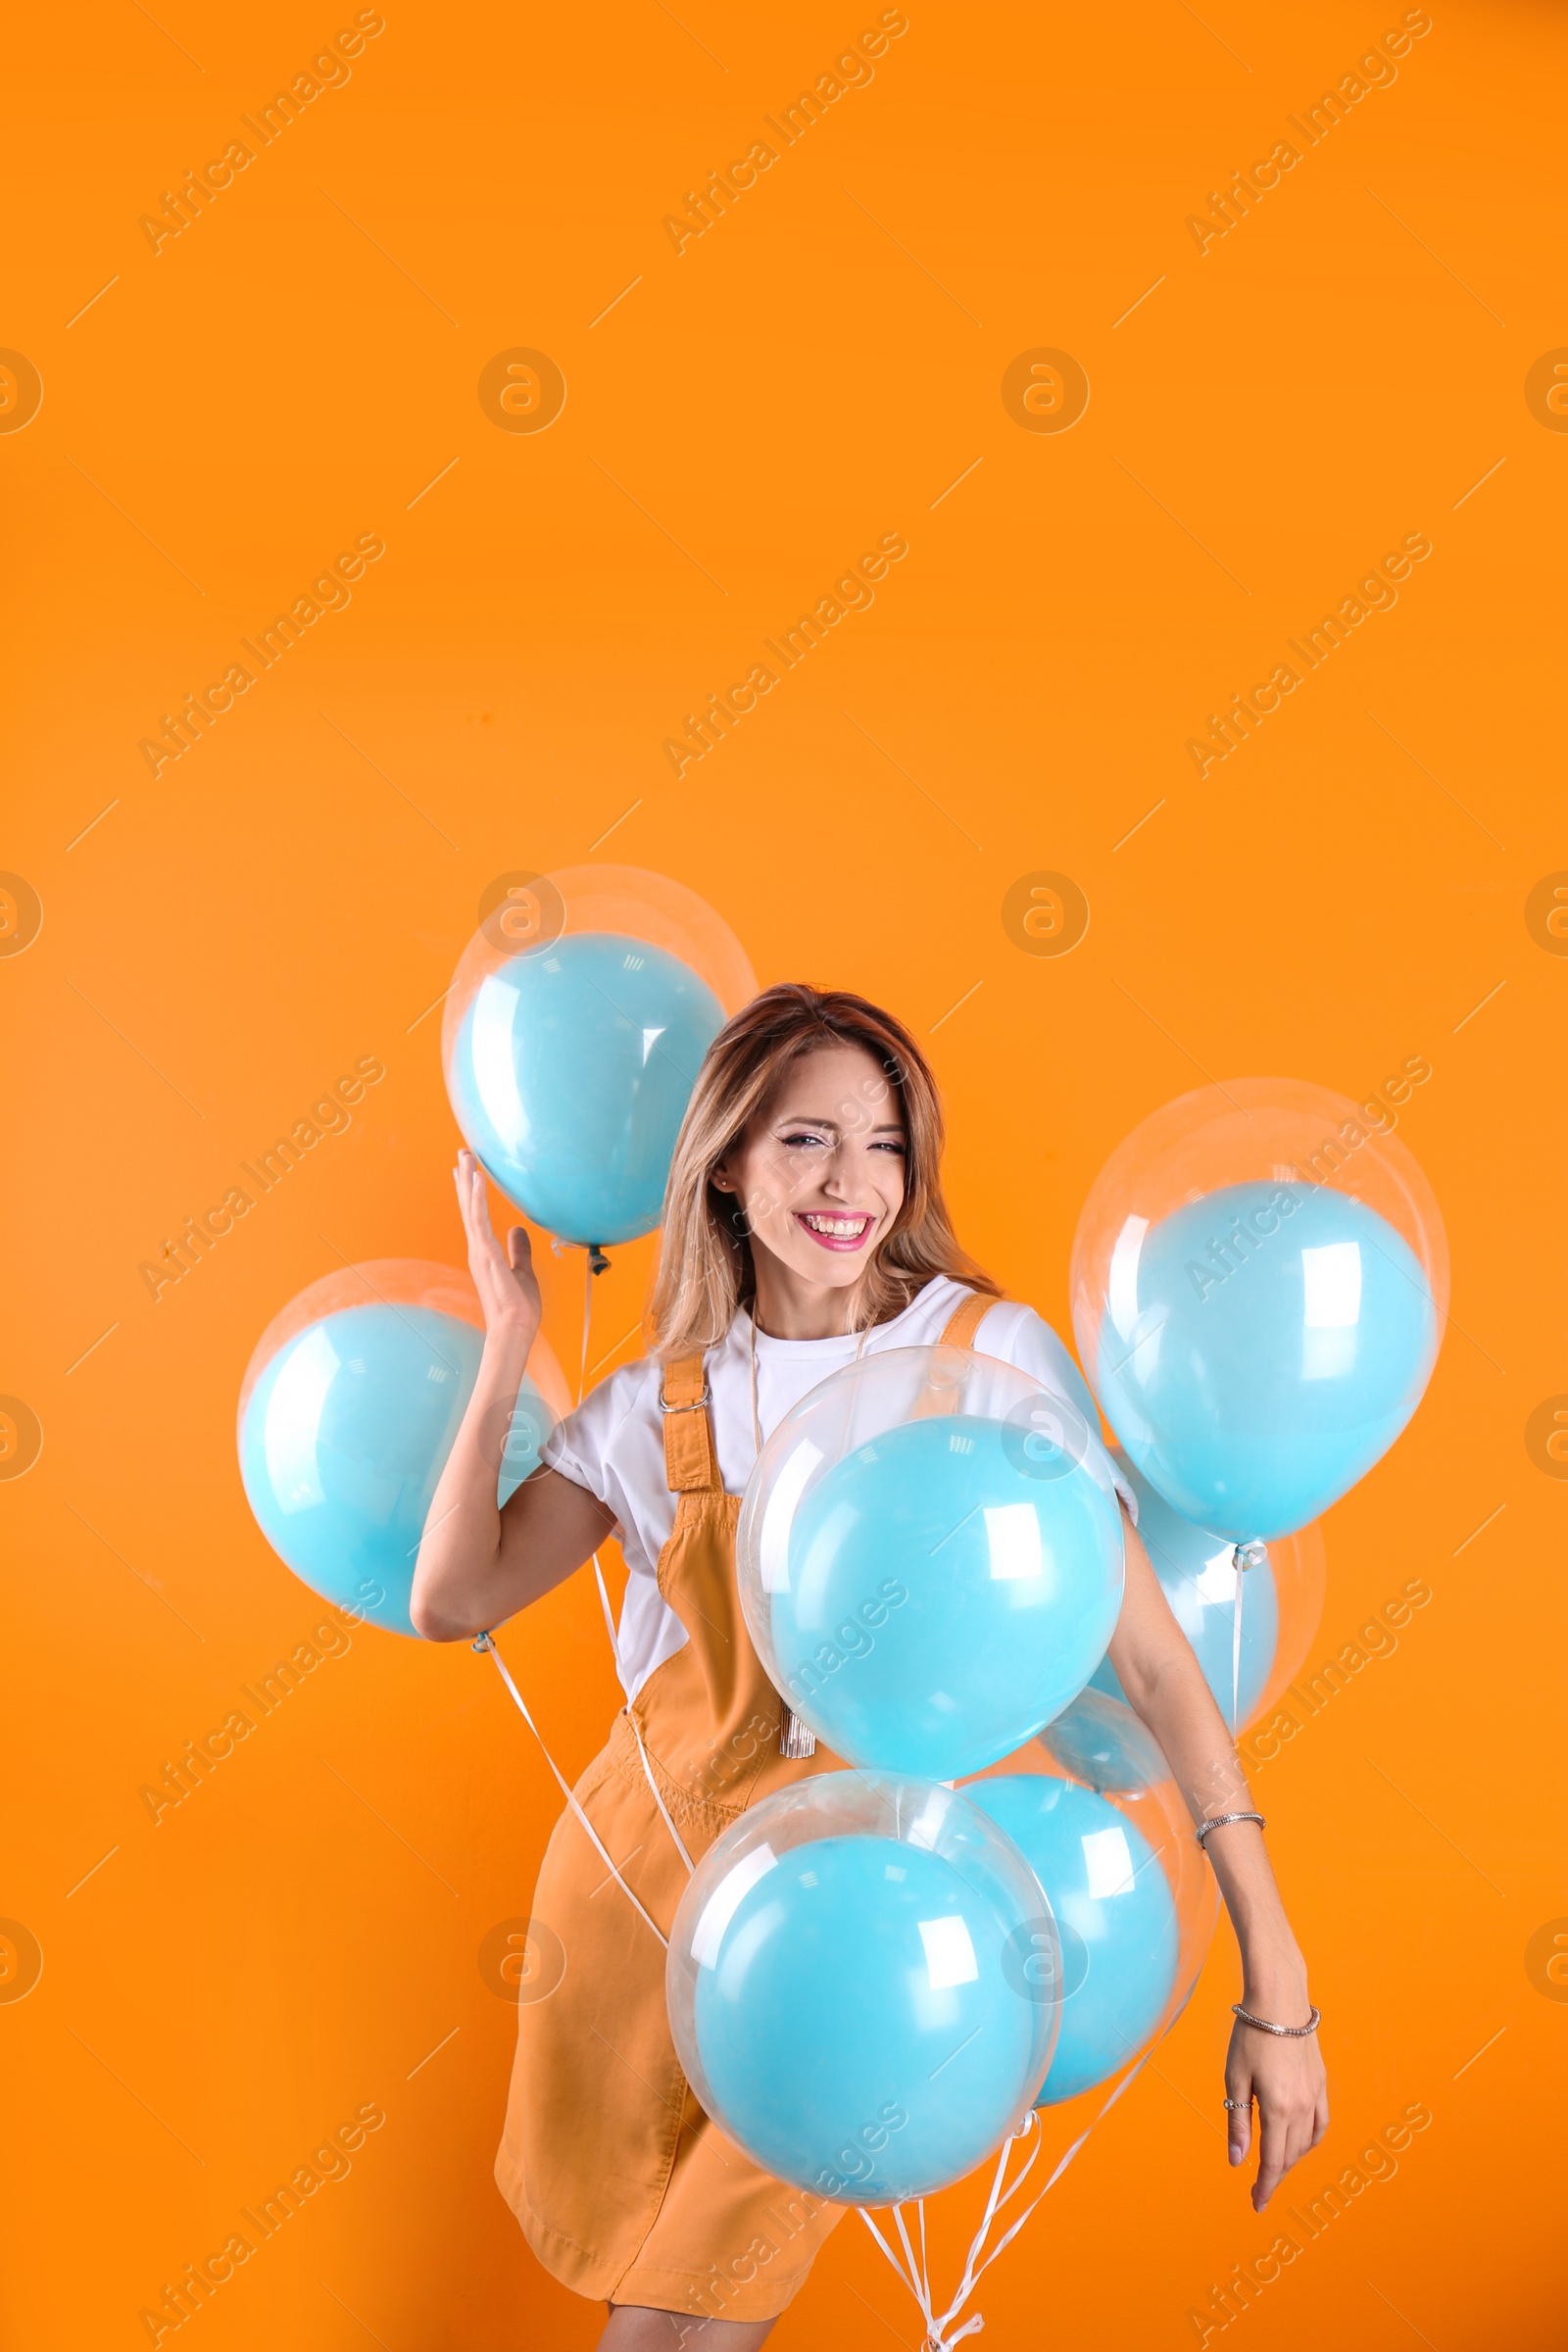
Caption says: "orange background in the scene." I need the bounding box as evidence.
[4,1,1564,2344]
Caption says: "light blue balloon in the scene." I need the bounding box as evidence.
[969,1774,1179,2104]
[690,1827,1043,2202]
[446,931,725,1245]
[238,1303,550,1637]
[770,1415,1124,1780]
[1094,1181,1438,1541]
[1090,1454,1277,1731]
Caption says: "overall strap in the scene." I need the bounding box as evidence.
[661,1353,720,1494]
[939,1289,999,1349]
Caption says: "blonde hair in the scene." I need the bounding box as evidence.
[648,982,1000,1358]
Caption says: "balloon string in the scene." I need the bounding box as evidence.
[864,2018,1177,2348]
[931,2124,1039,2334]
[956,2044,1162,2323]
[591,1554,696,1877]
[893,2202,928,2312]
[474,1631,669,1949]
[578,1248,593,1403]
[590,1551,625,1688]
[858,2208,930,2325]
[576,1317,694,1879]
[1231,1544,1244,1737]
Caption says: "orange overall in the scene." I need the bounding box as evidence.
[496,1291,994,2322]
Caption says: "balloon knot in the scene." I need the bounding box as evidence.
[588,1245,612,1275]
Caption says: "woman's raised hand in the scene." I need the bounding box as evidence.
[454,1149,541,1343]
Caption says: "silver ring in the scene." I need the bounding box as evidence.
[1222,2096,1252,2110]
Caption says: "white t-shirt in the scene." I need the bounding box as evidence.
[541,1275,1132,1703]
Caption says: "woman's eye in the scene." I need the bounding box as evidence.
[781,1131,826,1150]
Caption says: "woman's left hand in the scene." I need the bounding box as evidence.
[1225,2015,1329,2211]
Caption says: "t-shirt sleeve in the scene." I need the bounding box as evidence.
[974,1299,1139,1524]
[538,1360,646,1531]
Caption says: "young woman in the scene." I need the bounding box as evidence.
[412,983,1328,2348]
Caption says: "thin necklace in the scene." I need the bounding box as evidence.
[749,1303,869,1456]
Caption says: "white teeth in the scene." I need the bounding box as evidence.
[804,1214,867,1237]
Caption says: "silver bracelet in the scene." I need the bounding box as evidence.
[1232,2001,1321,2037]
[1195,1810,1265,1845]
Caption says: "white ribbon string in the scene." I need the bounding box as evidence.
[860,2016,1179,2348]
[591,1554,696,1878]
[989,2118,1047,2225]
[893,2201,928,2311]
[578,1247,593,1403]
[590,1551,627,1691]
[859,2200,985,2351]
[858,2207,930,2322]
[476,1631,669,1948]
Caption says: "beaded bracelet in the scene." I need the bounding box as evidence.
[1232,2001,1322,2037]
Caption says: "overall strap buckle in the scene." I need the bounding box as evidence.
[659,1385,712,1416]
[660,1355,718,1492]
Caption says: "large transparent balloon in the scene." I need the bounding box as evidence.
[1090,1451,1327,1734]
[666,1772,1059,2204]
[1069,1078,1447,1541]
[441,864,756,1248]
[736,1348,1126,1781]
[237,1260,567,1637]
[966,1690,1218,2105]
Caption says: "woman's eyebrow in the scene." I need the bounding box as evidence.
[770,1112,906,1134]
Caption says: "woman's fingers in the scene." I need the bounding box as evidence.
[453,1155,541,1335]
[1225,2071,1252,2168]
[1251,2097,1294,2209]
[457,1154,496,1249]
[456,1155,506,1288]
[1251,2092,1322,2210]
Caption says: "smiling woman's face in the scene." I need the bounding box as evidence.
[711,1042,908,1301]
